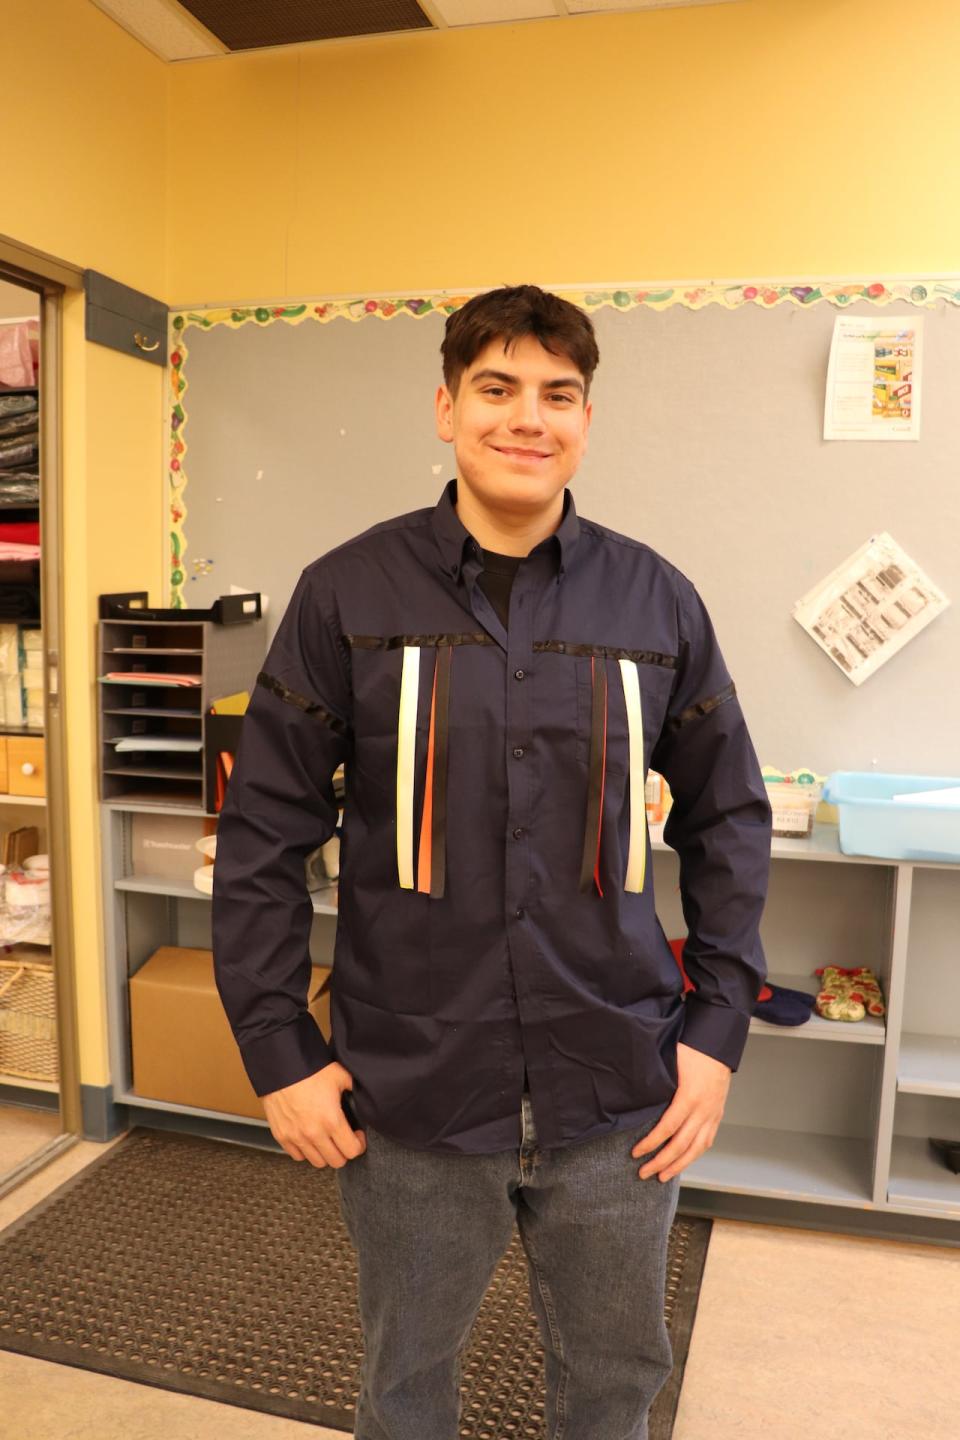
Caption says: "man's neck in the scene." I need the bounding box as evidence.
[454,480,565,558]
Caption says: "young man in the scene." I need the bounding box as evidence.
[212,285,771,1440]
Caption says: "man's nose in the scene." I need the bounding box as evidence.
[508,390,546,432]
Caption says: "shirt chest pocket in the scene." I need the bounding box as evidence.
[575,656,676,776]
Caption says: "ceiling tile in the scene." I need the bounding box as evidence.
[565,0,740,11]
[432,0,558,25]
[90,0,223,60]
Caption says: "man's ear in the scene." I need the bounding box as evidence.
[582,398,593,453]
[436,383,454,443]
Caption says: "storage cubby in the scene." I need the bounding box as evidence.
[900,867,960,1097]
[889,1094,960,1217]
[690,1037,880,1206]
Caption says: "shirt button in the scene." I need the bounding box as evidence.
[514,668,525,681]
[515,907,525,919]
[513,746,525,759]
[513,827,524,840]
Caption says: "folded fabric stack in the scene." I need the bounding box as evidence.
[20,627,44,727]
[0,519,40,562]
[0,623,43,727]
[0,323,39,390]
[0,392,39,517]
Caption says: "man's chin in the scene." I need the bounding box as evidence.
[460,469,566,514]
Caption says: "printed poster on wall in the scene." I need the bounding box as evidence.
[793,532,949,685]
[823,315,923,440]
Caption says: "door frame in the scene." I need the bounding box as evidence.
[0,232,86,1194]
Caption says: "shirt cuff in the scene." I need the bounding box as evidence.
[679,994,752,1073]
[239,1011,334,1097]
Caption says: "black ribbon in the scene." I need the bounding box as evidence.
[578,658,608,895]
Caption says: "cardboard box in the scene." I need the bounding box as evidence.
[129,945,332,1120]
[131,812,216,883]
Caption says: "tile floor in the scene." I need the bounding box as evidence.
[1,1118,958,1440]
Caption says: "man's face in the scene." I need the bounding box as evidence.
[435,334,592,517]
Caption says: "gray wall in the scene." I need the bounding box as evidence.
[176,298,960,776]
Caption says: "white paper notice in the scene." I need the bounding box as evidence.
[792,532,949,685]
[824,315,922,440]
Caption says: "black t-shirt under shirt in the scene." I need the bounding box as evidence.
[476,547,523,629]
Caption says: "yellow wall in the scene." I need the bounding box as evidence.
[5,0,167,1090]
[168,0,960,304]
[7,0,960,1102]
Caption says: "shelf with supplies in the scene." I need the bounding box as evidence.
[0,384,40,542]
[97,590,265,810]
[114,871,339,917]
[98,792,959,1235]
[100,797,339,1126]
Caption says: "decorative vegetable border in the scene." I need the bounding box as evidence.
[168,279,960,605]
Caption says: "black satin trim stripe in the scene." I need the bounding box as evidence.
[345,633,495,650]
[579,659,608,895]
[256,672,350,736]
[429,645,452,900]
[668,681,737,732]
[345,634,676,666]
[534,641,677,668]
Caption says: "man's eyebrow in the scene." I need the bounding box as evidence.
[469,368,584,393]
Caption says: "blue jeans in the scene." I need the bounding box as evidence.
[335,1093,681,1440]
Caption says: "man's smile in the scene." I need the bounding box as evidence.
[492,445,554,459]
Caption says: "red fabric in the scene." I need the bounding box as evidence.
[0,522,40,545]
[668,937,696,995]
[669,936,771,1002]
[416,659,438,895]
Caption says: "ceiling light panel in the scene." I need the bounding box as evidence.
[432,0,558,24]
[90,0,223,61]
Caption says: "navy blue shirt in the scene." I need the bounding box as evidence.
[212,479,771,1154]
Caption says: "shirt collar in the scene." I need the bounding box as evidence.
[430,478,580,582]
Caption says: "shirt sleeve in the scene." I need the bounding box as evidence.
[650,574,771,1073]
[212,565,352,1097]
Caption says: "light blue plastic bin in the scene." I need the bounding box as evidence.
[822,772,960,863]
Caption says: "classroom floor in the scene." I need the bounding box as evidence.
[0,1131,958,1440]
[0,1101,61,1173]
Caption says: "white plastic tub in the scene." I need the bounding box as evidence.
[822,772,960,863]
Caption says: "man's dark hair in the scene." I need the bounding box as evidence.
[441,284,600,399]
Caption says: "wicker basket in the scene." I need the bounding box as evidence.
[0,957,58,1082]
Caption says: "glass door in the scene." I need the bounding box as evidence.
[0,269,77,1192]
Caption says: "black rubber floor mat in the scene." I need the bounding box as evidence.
[0,1127,711,1436]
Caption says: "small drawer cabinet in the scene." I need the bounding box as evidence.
[0,736,45,797]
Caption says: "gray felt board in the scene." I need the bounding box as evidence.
[175,297,960,778]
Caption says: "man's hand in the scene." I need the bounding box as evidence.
[262,1061,367,1169]
[632,1042,730,1182]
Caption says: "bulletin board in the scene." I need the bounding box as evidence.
[167,279,960,776]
